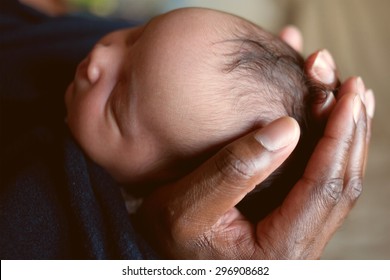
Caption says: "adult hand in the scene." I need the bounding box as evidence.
[136,28,375,259]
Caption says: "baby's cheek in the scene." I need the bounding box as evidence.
[66,93,101,150]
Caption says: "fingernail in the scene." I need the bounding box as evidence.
[321,49,336,70]
[254,117,300,151]
[353,94,362,124]
[365,89,375,118]
[312,50,336,85]
[356,77,365,103]
[322,91,336,109]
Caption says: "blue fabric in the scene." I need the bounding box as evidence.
[0,0,157,259]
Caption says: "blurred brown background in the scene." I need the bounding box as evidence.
[24,0,390,259]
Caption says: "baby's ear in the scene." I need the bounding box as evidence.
[279,25,303,53]
[305,50,339,123]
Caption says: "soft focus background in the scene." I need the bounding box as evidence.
[26,0,390,259]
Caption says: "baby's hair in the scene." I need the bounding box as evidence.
[219,20,333,222]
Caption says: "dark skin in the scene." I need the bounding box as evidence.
[137,27,375,259]
[15,1,375,259]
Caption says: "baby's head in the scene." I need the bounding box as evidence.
[65,8,320,199]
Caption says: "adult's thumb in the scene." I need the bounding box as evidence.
[174,117,300,225]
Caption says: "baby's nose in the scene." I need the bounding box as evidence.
[87,44,118,83]
[87,58,100,84]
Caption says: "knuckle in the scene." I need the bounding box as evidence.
[346,176,363,201]
[215,146,256,181]
[320,177,344,206]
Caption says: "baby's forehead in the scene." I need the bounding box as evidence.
[155,8,271,43]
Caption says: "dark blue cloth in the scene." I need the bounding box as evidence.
[0,0,156,259]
